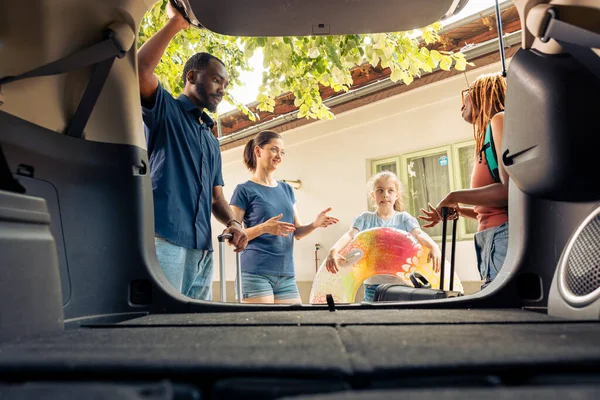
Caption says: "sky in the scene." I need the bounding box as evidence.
[218,0,507,115]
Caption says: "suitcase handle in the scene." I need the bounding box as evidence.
[218,233,233,242]
[409,272,431,289]
[217,233,243,303]
[439,207,458,292]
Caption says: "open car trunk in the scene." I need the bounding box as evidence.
[1,0,600,398]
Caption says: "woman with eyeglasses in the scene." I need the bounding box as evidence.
[419,73,508,290]
[230,130,339,303]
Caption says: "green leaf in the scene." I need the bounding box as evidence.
[430,50,443,62]
[454,57,467,71]
[315,60,326,74]
[369,53,380,68]
[390,68,404,82]
[372,33,386,49]
[427,56,437,69]
[325,42,342,68]
[383,46,394,59]
[440,56,453,71]
[298,104,309,118]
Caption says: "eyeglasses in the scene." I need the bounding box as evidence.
[461,88,471,106]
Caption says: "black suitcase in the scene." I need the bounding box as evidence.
[373,282,448,301]
[373,207,459,302]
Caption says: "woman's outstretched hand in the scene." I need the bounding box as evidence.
[312,207,340,228]
[418,202,459,228]
[264,214,296,236]
[418,203,443,228]
[434,194,460,218]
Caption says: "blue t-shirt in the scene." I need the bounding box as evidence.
[352,211,421,285]
[352,211,420,233]
[142,84,224,250]
[230,181,296,276]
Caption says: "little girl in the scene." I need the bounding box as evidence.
[325,171,441,302]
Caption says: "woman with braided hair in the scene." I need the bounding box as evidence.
[419,73,508,289]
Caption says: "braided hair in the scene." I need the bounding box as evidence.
[467,73,507,153]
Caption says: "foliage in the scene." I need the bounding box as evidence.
[139,0,472,120]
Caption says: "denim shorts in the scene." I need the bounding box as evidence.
[363,284,379,302]
[474,222,509,284]
[238,272,301,301]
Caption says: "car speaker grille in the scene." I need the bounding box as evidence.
[565,215,600,296]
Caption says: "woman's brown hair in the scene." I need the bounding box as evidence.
[243,130,283,171]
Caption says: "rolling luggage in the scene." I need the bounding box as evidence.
[217,233,243,303]
[373,281,448,301]
[373,207,459,302]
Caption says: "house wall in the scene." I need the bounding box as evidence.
[212,61,507,302]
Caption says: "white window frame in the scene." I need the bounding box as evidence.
[371,156,401,176]
[371,140,476,242]
[452,140,477,241]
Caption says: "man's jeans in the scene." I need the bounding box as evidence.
[155,237,213,300]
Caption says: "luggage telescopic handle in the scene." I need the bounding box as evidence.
[450,212,457,292]
[217,233,243,303]
[218,233,233,242]
[439,207,457,292]
[440,207,448,291]
[235,251,242,303]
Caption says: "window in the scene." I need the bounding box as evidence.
[373,140,476,241]
[372,156,400,175]
[402,146,454,239]
[453,141,478,238]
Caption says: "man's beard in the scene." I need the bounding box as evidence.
[195,82,218,112]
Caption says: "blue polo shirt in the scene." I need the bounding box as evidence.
[142,84,224,250]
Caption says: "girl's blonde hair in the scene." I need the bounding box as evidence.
[367,171,405,212]
[467,73,507,153]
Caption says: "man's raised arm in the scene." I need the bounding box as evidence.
[138,2,190,106]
